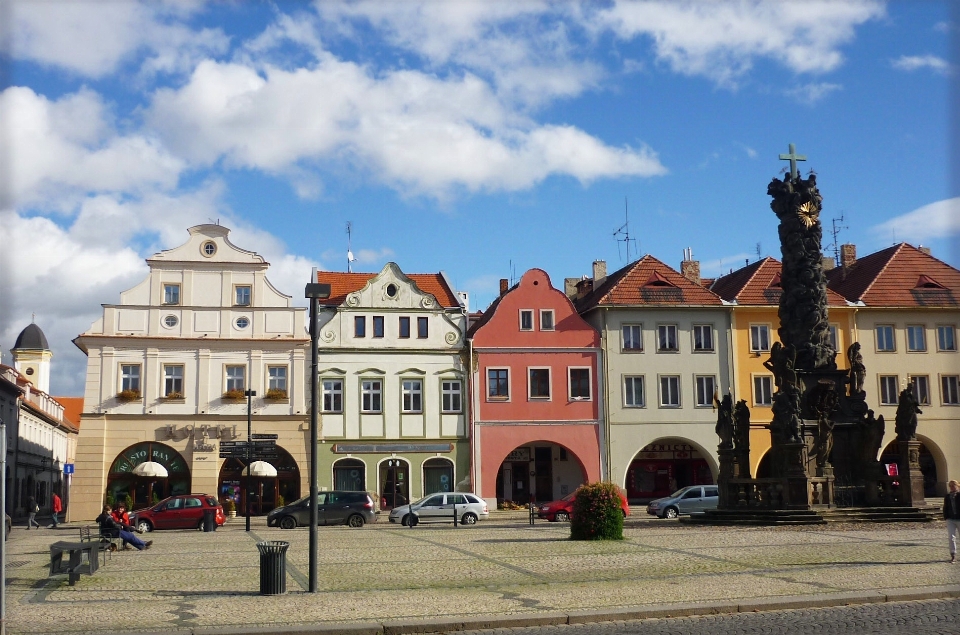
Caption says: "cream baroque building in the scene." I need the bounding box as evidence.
[71,225,308,521]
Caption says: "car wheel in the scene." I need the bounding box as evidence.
[408,514,419,526]
[279,516,297,530]
[136,520,152,533]
[347,514,365,528]
[461,512,478,525]
[554,511,570,522]
[664,507,679,519]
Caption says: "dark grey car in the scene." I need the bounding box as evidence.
[267,491,377,529]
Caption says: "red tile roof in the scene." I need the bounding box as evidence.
[711,257,849,307]
[827,243,960,307]
[576,254,724,310]
[316,269,461,308]
[55,396,84,431]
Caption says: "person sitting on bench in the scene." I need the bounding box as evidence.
[95,504,151,551]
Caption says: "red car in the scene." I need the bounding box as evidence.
[129,494,225,532]
[538,489,630,522]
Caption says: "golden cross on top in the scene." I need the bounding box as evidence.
[779,143,807,180]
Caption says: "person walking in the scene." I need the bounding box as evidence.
[48,492,62,528]
[946,479,960,564]
[26,495,40,530]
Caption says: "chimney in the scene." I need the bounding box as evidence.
[840,244,856,269]
[592,260,607,286]
[499,278,508,296]
[564,278,579,299]
[821,256,835,271]
[918,245,931,256]
[576,277,594,298]
[680,248,701,285]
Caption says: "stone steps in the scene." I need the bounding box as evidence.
[821,507,937,523]
[681,509,826,526]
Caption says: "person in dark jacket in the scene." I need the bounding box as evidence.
[96,504,151,551]
[946,480,959,564]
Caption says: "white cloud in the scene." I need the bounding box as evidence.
[891,55,952,75]
[784,82,843,105]
[869,198,960,246]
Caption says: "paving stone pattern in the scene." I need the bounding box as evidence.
[4,514,959,635]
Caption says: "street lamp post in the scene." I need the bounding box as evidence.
[305,280,330,593]
[245,388,256,532]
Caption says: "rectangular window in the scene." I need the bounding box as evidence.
[267,366,287,392]
[622,324,643,351]
[938,325,957,351]
[399,317,410,338]
[659,375,680,407]
[322,379,343,413]
[876,325,895,352]
[441,380,462,413]
[529,368,551,399]
[417,316,428,339]
[225,365,245,392]
[879,375,899,405]
[909,375,930,406]
[120,364,141,392]
[488,369,509,399]
[402,379,422,413]
[906,325,926,352]
[828,325,839,351]
[373,316,384,338]
[693,325,714,352]
[163,283,180,305]
[520,310,534,331]
[657,324,678,352]
[354,316,366,338]
[361,379,382,413]
[540,310,555,331]
[750,324,771,352]
[624,376,645,407]
[163,365,184,397]
[754,376,773,406]
[235,285,251,306]
[695,375,716,408]
[942,375,960,405]
[569,368,591,400]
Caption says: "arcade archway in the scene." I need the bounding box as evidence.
[495,443,586,504]
[879,437,942,498]
[333,458,366,491]
[423,457,454,496]
[218,445,300,516]
[107,442,190,509]
[625,439,715,502]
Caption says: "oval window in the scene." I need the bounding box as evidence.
[201,241,217,257]
[164,315,179,328]
[235,317,249,329]
[386,283,398,298]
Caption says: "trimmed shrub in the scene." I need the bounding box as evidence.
[570,482,624,541]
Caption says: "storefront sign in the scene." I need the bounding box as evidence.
[505,447,530,462]
[333,443,453,454]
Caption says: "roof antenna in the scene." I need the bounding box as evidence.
[614,197,639,263]
[827,214,847,265]
[346,221,356,273]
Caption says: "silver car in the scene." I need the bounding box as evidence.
[646,485,720,519]
[388,492,489,526]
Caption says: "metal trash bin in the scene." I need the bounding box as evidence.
[202,509,217,532]
[256,541,289,595]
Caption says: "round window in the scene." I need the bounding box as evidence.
[25,368,34,376]
[201,241,217,257]
[386,283,398,298]
[164,315,179,328]
[235,316,249,329]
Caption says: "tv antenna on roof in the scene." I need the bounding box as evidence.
[346,221,356,273]
[827,214,847,265]
[614,197,639,263]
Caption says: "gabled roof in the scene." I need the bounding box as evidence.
[316,270,461,308]
[827,243,960,307]
[576,254,724,311]
[711,257,849,307]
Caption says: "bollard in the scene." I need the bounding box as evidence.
[453,499,458,528]
[529,500,535,526]
[256,541,289,595]
[202,508,216,532]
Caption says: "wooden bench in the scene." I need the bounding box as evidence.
[50,540,99,585]
[79,525,121,564]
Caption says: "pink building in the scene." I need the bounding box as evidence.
[468,269,603,507]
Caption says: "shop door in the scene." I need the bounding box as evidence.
[511,462,529,502]
[534,447,553,502]
[380,460,409,508]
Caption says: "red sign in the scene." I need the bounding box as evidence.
[885,463,899,476]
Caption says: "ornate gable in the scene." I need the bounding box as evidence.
[344,263,441,310]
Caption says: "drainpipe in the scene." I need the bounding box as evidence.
[601,308,612,483]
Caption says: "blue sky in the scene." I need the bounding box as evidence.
[1,1,957,396]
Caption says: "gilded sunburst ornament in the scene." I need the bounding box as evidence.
[797,201,818,228]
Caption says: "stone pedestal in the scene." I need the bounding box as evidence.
[897,440,925,507]
[782,442,811,509]
[717,448,735,508]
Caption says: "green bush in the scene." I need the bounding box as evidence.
[570,482,624,541]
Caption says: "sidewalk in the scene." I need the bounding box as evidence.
[4,514,959,635]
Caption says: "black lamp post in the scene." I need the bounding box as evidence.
[244,388,256,532]
[305,281,330,593]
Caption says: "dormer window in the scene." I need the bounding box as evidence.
[235,285,251,306]
[915,275,945,290]
[163,284,180,305]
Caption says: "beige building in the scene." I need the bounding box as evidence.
[71,225,308,521]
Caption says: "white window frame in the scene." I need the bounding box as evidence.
[694,375,716,408]
[519,310,534,331]
[441,379,462,413]
[657,324,679,352]
[163,364,184,398]
[876,325,896,352]
[623,375,645,408]
[692,324,714,352]
[622,324,643,351]
[225,365,246,392]
[909,375,930,406]
[879,375,899,405]
[753,375,773,406]
[322,378,343,413]
[540,309,555,331]
[941,375,960,405]
[937,325,957,352]
[120,364,141,393]
[906,325,926,352]
[828,324,839,352]
[487,367,510,401]
[568,367,591,401]
[267,365,287,392]
[528,367,551,400]
[234,285,252,307]
[163,283,180,305]
[401,379,423,413]
[361,379,383,413]
[750,324,771,352]
[658,375,681,408]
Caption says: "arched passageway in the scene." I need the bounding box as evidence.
[218,445,300,516]
[107,442,190,509]
[625,439,715,502]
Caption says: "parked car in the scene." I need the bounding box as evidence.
[130,494,225,532]
[646,485,720,519]
[388,492,488,526]
[267,491,377,529]
[538,489,630,522]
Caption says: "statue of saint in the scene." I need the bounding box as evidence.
[733,399,751,454]
[847,342,865,396]
[895,384,922,441]
[715,393,734,450]
[860,409,885,468]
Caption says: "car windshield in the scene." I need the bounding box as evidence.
[669,488,691,498]
[561,493,576,502]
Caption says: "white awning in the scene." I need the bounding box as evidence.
[132,461,169,478]
[243,461,278,477]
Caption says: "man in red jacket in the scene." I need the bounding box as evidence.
[48,492,62,528]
